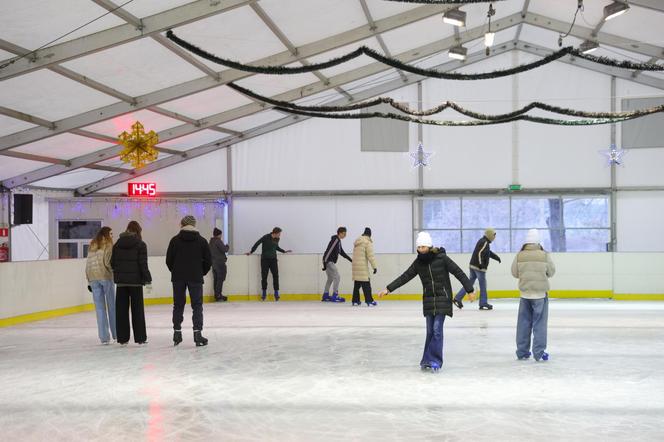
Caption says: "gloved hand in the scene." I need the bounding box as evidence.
[373,268,377,274]
[322,265,327,271]
[496,256,502,263]
[87,285,92,293]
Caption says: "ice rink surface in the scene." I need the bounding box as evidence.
[1,299,663,442]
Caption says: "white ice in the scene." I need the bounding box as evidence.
[1,300,663,441]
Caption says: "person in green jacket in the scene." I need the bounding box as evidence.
[246,227,292,301]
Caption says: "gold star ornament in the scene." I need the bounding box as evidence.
[118,121,159,169]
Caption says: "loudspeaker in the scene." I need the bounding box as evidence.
[13,194,33,225]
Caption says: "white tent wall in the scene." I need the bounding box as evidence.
[231,85,420,192]
[10,189,73,261]
[100,149,229,194]
[616,191,664,252]
[231,195,413,254]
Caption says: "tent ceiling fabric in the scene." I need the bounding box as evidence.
[0,0,662,190]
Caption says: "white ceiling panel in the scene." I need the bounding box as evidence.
[95,153,172,168]
[0,69,120,121]
[121,0,196,19]
[83,110,181,138]
[529,0,607,25]
[32,168,119,189]
[364,0,420,21]
[381,14,456,55]
[0,115,37,137]
[258,0,367,46]
[602,7,664,46]
[234,64,320,97]
[172,6,287,71]
[222,110,285,132]
[519,24,584,49]
[13,133,111,160]
[0,157,49,181]
[306,37,384,79]
[159,85,253,119]
[157,130,228,151]
[462,0,525,30]
[61,38,205,97]
[0,0,123,50]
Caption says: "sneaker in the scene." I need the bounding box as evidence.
[453,299,464,309]
[366,301,377,306]
[479,304,493,310]
[321,293,332,302]
[536,352,549,362]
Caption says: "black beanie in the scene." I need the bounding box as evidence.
[213,227,222,237]
[363,227,372,237]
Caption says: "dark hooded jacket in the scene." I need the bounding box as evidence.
[166,228,212,283]
[111,232,151,286]
[386,248,474,317]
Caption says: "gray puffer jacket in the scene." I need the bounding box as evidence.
[511,244,556,299]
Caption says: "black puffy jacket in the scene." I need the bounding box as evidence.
[469,236,500,271]
[111,232,151,285]
[386,249,474,317]
[166,229,212,283]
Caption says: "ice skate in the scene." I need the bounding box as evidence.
[194,330,208,347]
[330,293,345,303]
[366,301,377,306]
[261,290,267,301]
[453,298,463,309]
[274,291,280,301]
[479,304,493,310]
[173,330,182,346]
[321,292,332,302]
[535,352,549,362]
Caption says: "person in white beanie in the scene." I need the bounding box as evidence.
[377,232,474,372]
[511,229,556,362]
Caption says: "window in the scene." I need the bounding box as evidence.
[420,195,610,252]
[57,220,101,259]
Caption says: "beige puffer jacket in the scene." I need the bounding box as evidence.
[511,243,555,299]
[352,235,377,282]
[86,243,113,282]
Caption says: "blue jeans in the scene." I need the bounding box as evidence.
[90,280,116,343]
[516,296,549,360]
[455,268,488,306]
[421,314,446,367]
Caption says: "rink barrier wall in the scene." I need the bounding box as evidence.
[1,253,664,326]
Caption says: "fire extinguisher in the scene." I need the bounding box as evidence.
[0,243,8,262]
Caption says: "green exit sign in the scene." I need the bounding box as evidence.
[508,184,522,191]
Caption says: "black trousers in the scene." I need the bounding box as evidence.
[173,281,204,331]
[352,281,374,304]
[261,258,279,291]
[116,286,146,344]
[212,262,227,299]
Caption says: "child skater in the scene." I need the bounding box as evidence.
[378,232,475,372]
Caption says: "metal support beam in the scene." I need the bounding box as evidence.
[515,41,664,90]
[358,0,408,83]
[2,13,522,189]
[514,0,531,41]
[523,12,664,60]
[622,0,664,14]
[0,0,255,80]
[0,4,453,152]
[76,42,515,194]
[249,3,353,100]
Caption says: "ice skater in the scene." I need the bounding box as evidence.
[111,221,151,346]
[454,228,501,310]
[351,227,378,306]
[321,227,352,303]
[511,229,555,362]
[209,227,229,302]
[166,215,212,347]
[246,227,292,301]
[378,232,474,372]
[85,226,116,345]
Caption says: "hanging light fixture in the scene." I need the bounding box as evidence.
[603,1,629,21]
[448,45,468,61]
[579,40,599,54]
[485,3,496,55]
[443,9,466,27]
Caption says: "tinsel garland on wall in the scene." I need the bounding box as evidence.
[228,82,664,123]
[165,31,664,81]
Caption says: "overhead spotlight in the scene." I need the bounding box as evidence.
[484,32,495,47]
[603,1,629,21]
[443,9,466,27]
[448,45,468,61]
[579,40,599,54]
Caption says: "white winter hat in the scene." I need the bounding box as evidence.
[525,228,540,244]
[416,231,433,248]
